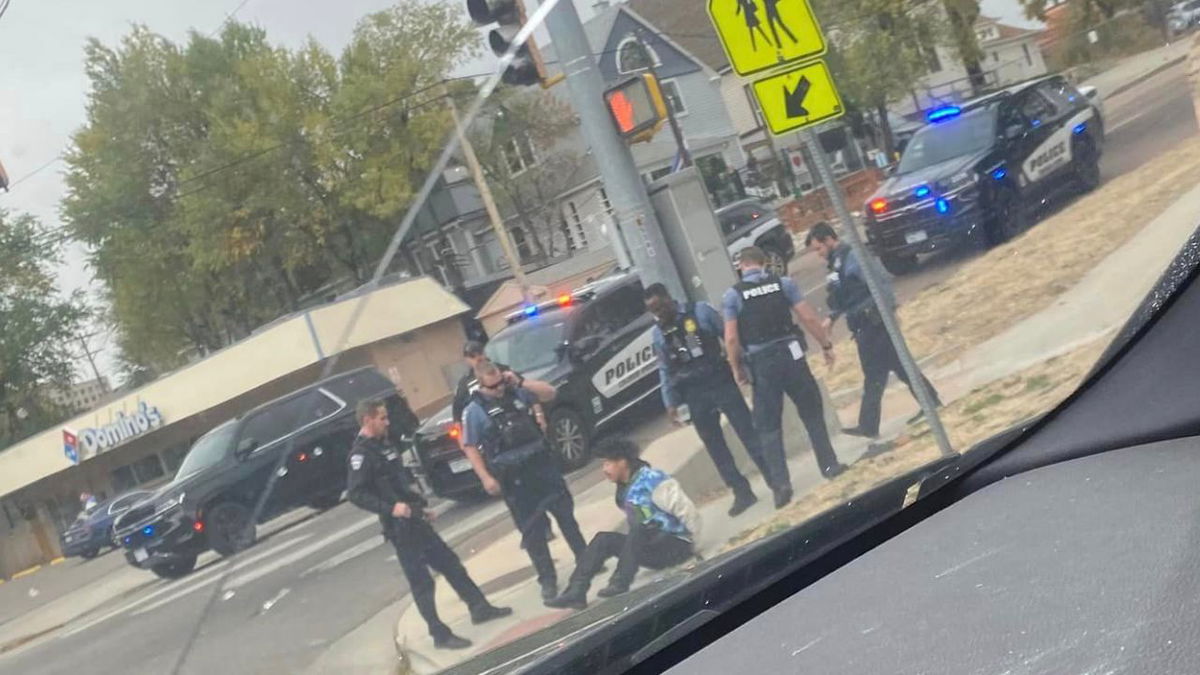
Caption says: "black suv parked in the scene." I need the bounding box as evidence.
[113,367,418,578]
[864,75,1104,274]
[411,274,661,500]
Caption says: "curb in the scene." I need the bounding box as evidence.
[1092,54,1187,99]
[10,565,41,580]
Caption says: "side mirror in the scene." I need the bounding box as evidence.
[235,437,259,459]
[1004,124,1024,141]
[572,335,603,359]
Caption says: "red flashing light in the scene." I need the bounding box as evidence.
[869,198,888,214]
[557,293,572,307]
[448,424,462,440]
[193,520,205,533]
[297,452,309,463]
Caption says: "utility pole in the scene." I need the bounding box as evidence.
[802,127,954,458]
[77,335,107,393]
[444,88,532,302]
[542,0,687,301]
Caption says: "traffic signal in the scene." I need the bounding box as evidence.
[603,73,668,144]
[467,0,550,87]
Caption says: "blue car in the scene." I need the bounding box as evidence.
[60,491,151,559]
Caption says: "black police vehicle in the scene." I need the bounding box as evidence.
[113,367,418,578]
[411,273,660,500]
[864,75,1105,275]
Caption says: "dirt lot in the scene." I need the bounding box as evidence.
[821,134,1200,395]
[723,337,1111,553]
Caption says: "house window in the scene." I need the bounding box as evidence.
[659,79,686,115]
[599,188,614,218]
[1023,43,1033,66]
[510,227,532,260]
[564,201,589,250]
[616,38,659,74]
[501,136,537,174]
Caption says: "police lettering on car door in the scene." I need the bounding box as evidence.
[592,328,656,399]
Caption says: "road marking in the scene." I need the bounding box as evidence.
[49,557,65,566]
[60,533,315,637]
[300,537,382,577]
[222,515,376,590]
[11,565,41,580]
[1109,109,1152,134]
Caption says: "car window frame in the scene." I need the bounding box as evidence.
[238,389,346,454]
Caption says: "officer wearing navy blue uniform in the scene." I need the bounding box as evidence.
[724,246,846,508]
[806,223,941,438]
[461,362,588,601]
[645,283,766,516]
[346,398,510,650]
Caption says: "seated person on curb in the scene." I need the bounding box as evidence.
[545,437,700,610]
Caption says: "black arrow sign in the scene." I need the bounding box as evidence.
[783,75,811,118]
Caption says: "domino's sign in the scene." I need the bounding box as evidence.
[75,402,165,457]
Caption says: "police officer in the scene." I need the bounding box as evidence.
[452,341,556,426]
[724,246,846,508]
[806,223,941,438]
[461,362,588,601]
[347,398,511,650]
[645,283,765,517]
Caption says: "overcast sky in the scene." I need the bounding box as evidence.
[0,0,1033,382]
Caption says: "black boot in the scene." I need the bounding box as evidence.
[470,603,514,625]
[597,580,631,598]
[773,486,794,509]
[823,463,849,480]
[540,580,558,602]
[728,489,758,517]
[545,583,588,610]
[842,425,879,438]
[433,632,472,650]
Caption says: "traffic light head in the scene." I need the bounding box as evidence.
[468,0,547,88]
[603,74,668,143]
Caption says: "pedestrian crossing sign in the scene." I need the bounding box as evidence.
[707,0,826,77]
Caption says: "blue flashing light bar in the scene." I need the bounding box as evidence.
[926,106,962,123]
[992,167,1007,181]
[523,305,539,317]
[142,525,155,537]
[935,198,951,215]
[1073,122,1087,135]
[914,185,931,199]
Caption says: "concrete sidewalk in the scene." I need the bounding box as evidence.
[1080,39,1190,98]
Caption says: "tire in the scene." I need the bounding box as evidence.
[1074,140,1101,193]
[763,248,789,277]
[308,491,342,511]
[986,187,1027,246]
[548,408,589,472]
[80,548,100,560]
[880,253,919,276]
[206,501,257,557]
[150,555,197,579]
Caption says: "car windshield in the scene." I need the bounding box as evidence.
[486,318,569,373]
[2,1,1194,673]
[897,107,998,174]
[173,421,238,481]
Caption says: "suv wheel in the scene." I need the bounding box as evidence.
[151,555,197,579]
[549,408,589,471]
[880,253,919,276]
[206,501,257,557]
[1074,139,1101,193]
[308,491,342,511]
[987,188,1027,246]
[80,547,100,560]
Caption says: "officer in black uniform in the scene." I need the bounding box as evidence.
[645,283,766,516]
[347,398,511,650]
[461,361,588,601]
[806,223,941,438]
[723,246,846,509]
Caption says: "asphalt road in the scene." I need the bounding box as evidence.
[0,64,1193,675]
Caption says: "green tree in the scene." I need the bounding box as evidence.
[61,1,480,373]
[0,210,89,448]
[816,0,949,157]
[470,86,586,262]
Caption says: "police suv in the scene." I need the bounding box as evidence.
[411,274,660,500]
[864,75,1104,275]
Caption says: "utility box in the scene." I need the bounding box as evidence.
[647,167,738,308]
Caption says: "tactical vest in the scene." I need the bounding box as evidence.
[735,274,798,347]
[661,304,724,388]
[623,466,690,539]
[471,390,545,472]
[828,246,881,334]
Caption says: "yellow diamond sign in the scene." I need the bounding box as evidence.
[707,0,826,77]
[751,60,844,135]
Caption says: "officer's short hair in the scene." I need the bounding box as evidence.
[356,398,386,424]
[643,283,672,301]
[474,360,502,380]
[594,437,641,464]
[738,246,768,266]
[805,222,838,246]
[463,341,486,357]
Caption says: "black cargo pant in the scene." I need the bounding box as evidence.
[854,320,941,436]
[390,518,486,641]
[679,371,767,497]
[747,341,841,485]
[568,521,693,591]
[501,454,588,587]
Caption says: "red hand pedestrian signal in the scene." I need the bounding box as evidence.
[603,74,668,143]
[609,90,635,134]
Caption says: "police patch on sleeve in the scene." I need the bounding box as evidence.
[350,454,364,471]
